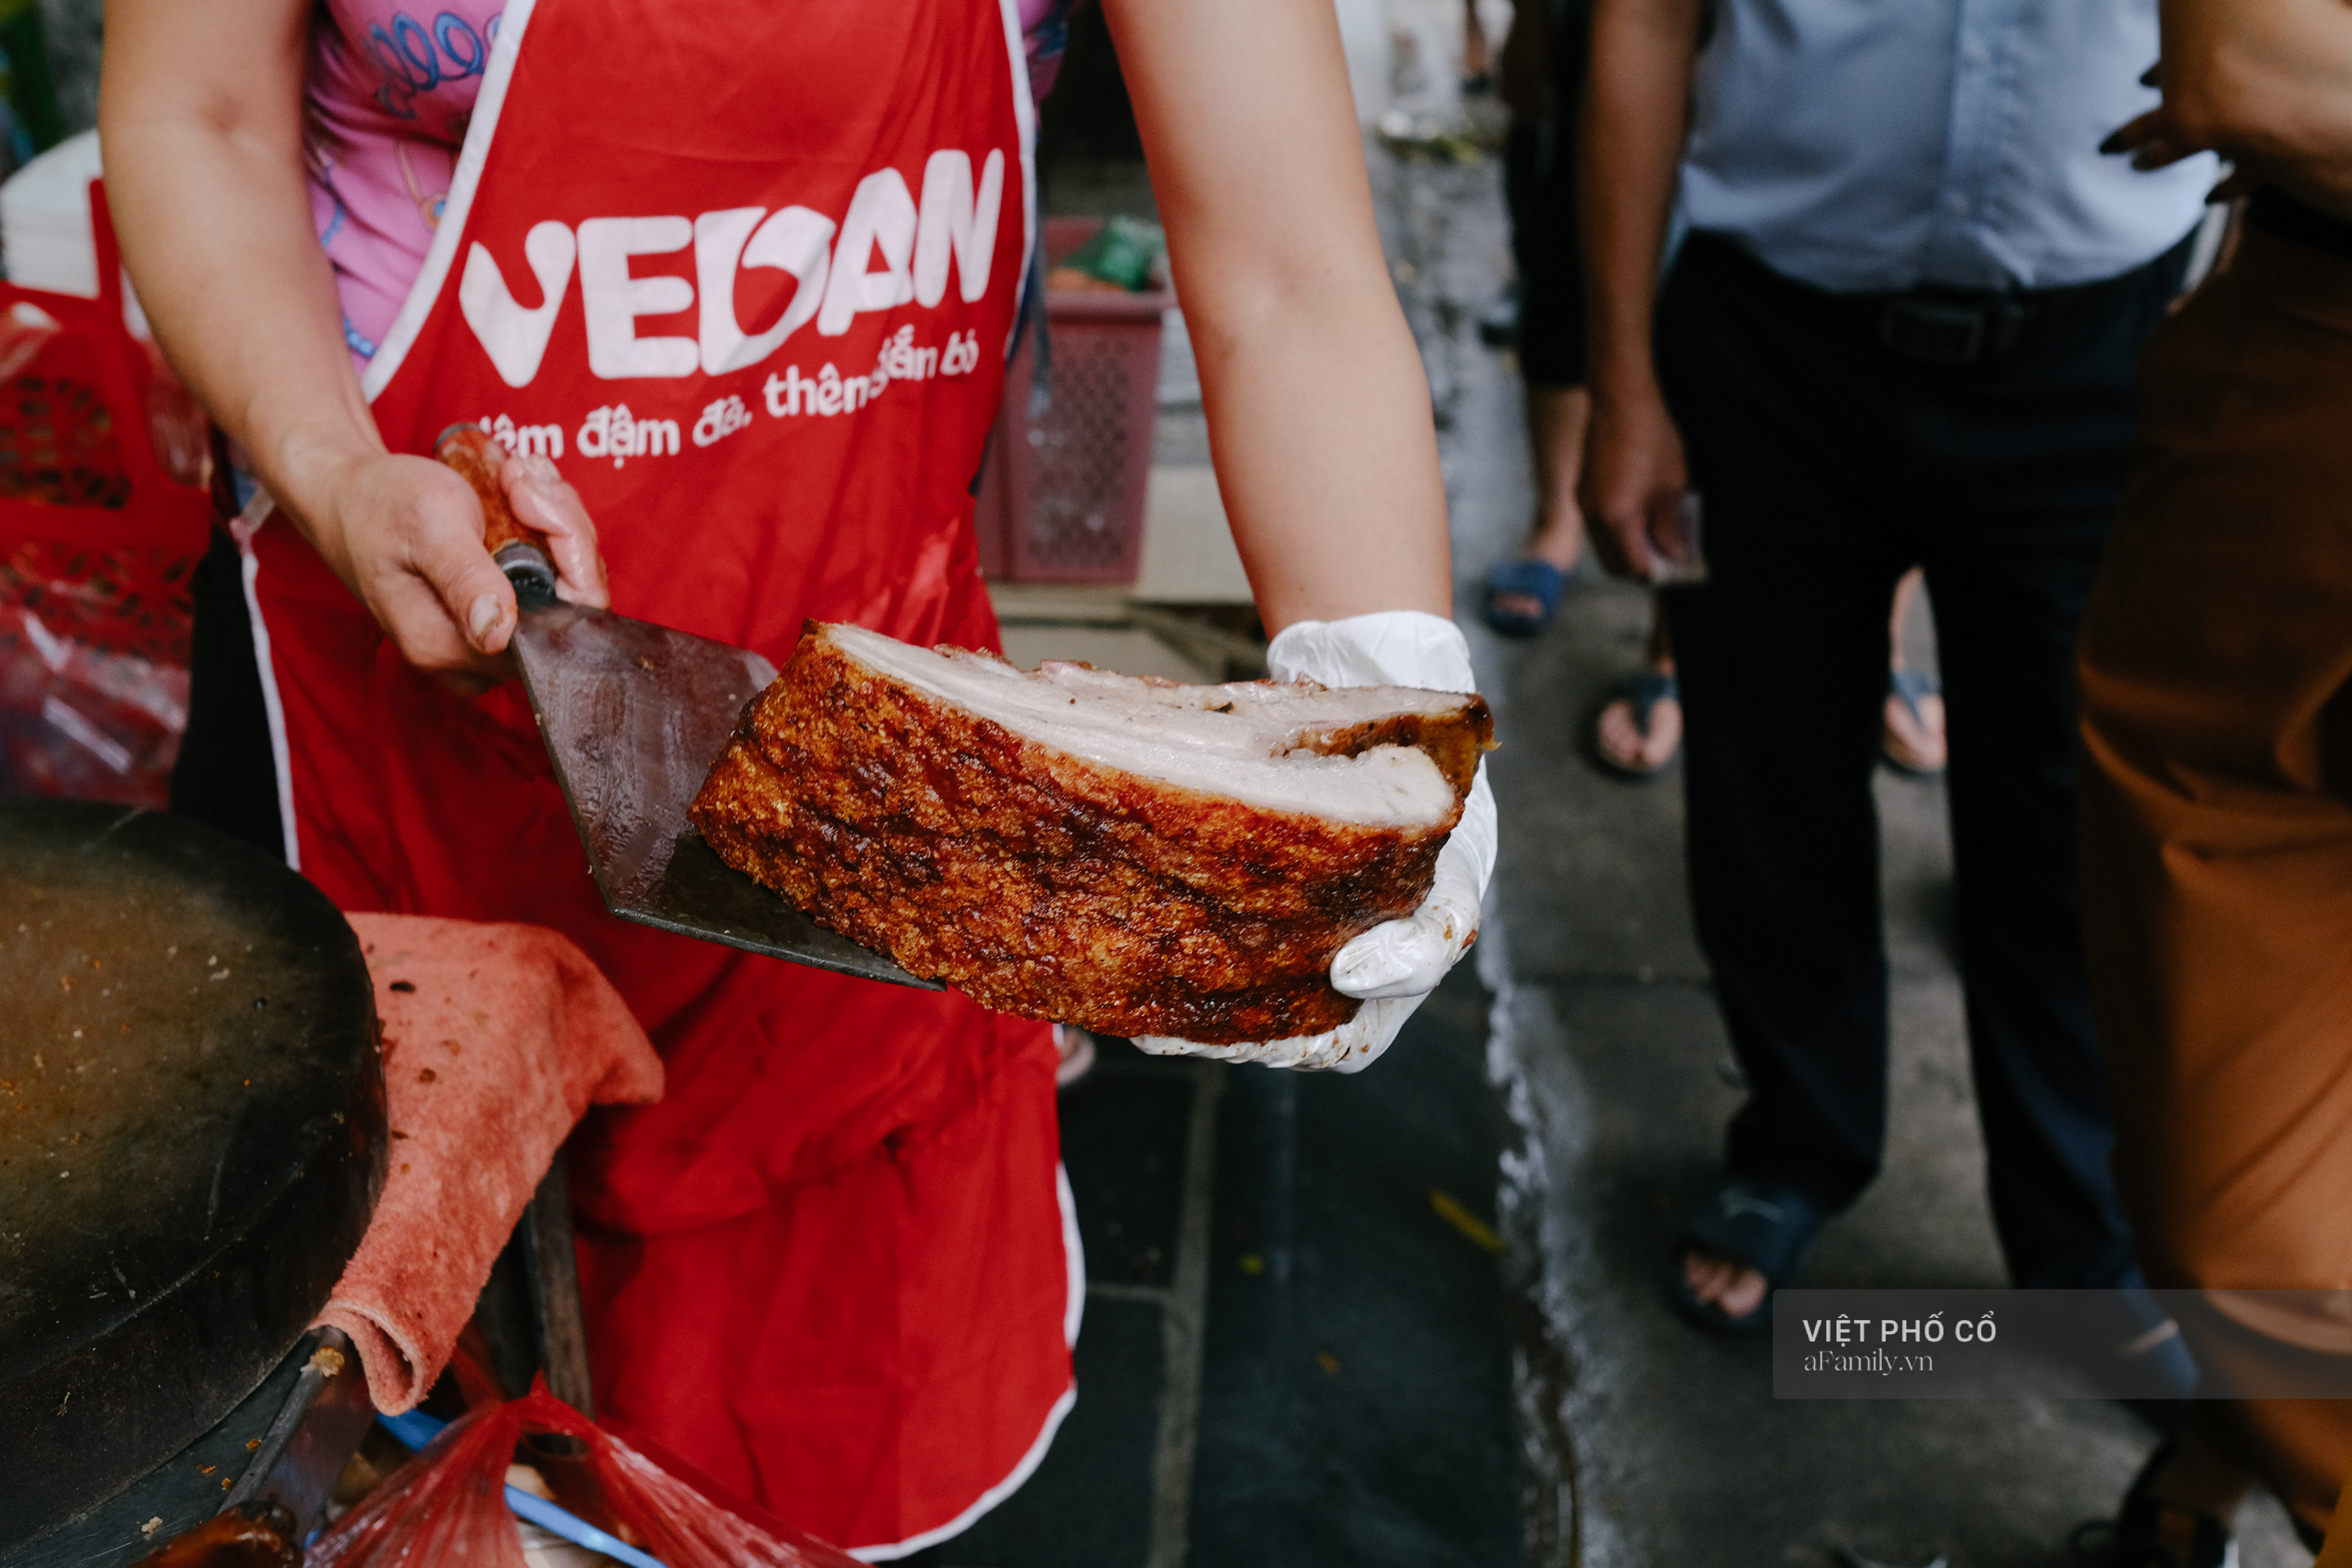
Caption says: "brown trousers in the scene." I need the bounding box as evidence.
[2080,226,2352,1541]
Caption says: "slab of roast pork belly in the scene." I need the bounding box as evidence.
[689,620,1495,1044]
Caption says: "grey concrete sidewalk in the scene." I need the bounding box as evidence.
[1377,128,2310,1568]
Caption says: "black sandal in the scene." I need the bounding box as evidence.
[1669,1171,1828,1334]
[2067,1443,2236,1568]
[1589,669,1681,779]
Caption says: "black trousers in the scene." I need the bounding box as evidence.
[1656,232,2189,1289]
[1501,2,1590,390]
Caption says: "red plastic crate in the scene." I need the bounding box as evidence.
[975,216,1172,583]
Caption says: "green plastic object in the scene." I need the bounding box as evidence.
[0,0,64,172]
[1058,215,1166,292]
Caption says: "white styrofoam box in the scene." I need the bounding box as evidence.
[2,129,105,296]
[1,129,148,335]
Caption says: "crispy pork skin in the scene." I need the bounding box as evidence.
[690,621,1495,1044]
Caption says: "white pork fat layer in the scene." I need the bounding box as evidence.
[829,623,1463,829]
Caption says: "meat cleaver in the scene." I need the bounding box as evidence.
[437,426,939,989]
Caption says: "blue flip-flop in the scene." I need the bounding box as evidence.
[1483,556,1572,637]
[1882,667,1946,777]
[1670,1171,1829,1334]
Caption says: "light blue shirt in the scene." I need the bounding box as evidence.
[1679,0,2217,293]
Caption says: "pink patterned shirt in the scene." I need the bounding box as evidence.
[306,2,503,368]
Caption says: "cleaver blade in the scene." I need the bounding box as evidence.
[510,600,941,989]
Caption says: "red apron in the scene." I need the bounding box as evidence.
[241,0,1077,1553]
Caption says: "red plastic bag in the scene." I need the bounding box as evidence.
[309,1392,864,1568]
[0,542,193,804]
[0,181,211,807]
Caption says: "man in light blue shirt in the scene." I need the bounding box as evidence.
[1573,0,2209,1386]
[1679,2,2213,294]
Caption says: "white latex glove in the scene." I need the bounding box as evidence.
[1134,611,1497,1073]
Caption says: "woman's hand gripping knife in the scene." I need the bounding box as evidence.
[432,423,608,623]
[247,429,608,696]
[1134,612,1497,1074]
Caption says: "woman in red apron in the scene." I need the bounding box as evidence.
[106,0,1476,1553]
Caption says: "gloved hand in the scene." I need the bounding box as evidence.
[1134,611,1496,1073]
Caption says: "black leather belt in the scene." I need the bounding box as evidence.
[1686,230,2196,372]
[1875,296,2030,368]
[1866,230,2196,368]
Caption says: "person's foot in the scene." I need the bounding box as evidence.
[1668,1173,1826,1333]
[1682,1248,1769,1320]
[1882,668,1947,775]
[1461,16,1492,90]
[1487,546,1581,630]
[1594,668,1681,775]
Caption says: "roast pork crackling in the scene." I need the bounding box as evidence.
[690,622,1495,1044]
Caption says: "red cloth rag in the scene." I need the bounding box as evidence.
[317,913,663,1413]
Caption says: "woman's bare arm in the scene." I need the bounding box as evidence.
[1105,0,1451,632]
[2105,0,2352,218]
[101,2,597,688]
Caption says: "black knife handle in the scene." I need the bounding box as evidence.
[436,423,559,611]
